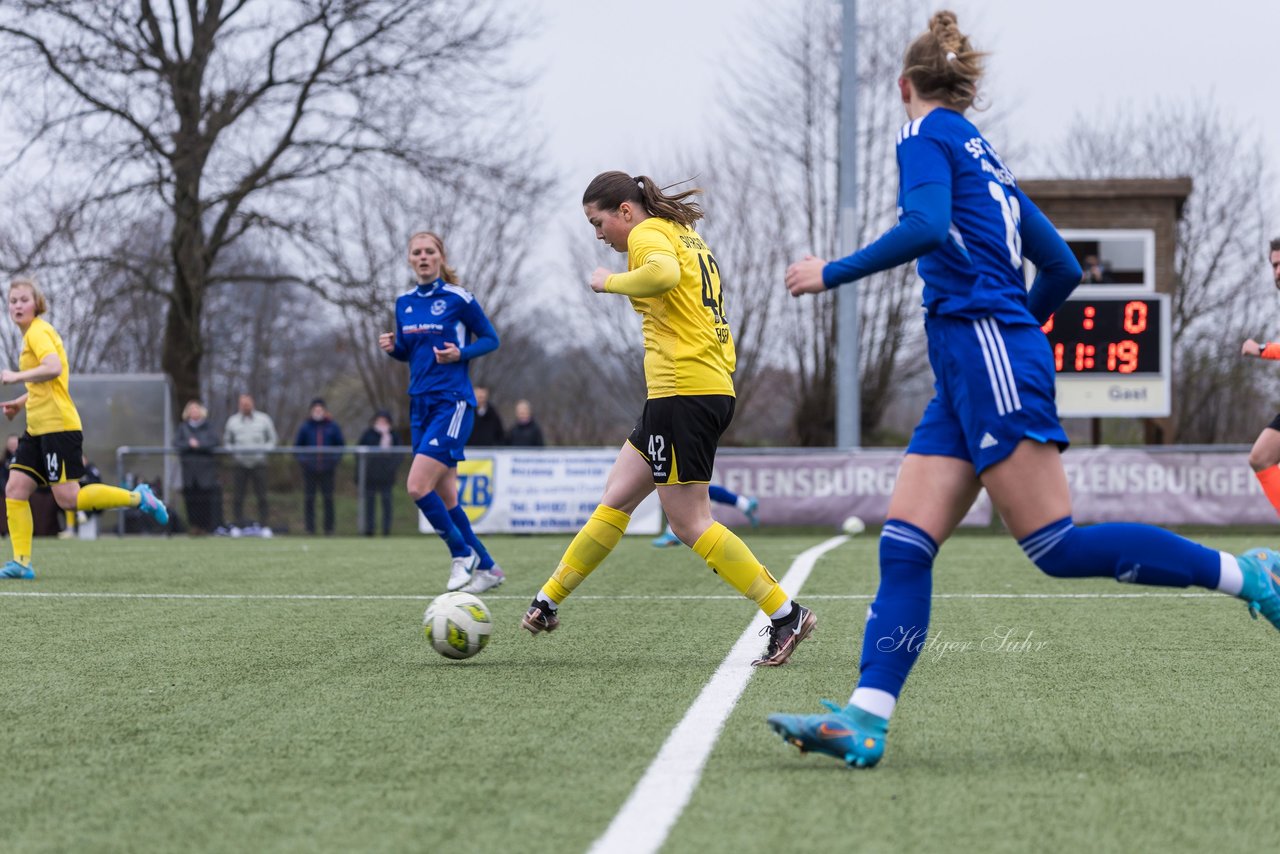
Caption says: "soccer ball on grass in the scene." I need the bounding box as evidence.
[423,591,492,660]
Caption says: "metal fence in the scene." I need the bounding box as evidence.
[115,445,424,537]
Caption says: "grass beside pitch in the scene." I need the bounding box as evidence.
[1,533,1277,853]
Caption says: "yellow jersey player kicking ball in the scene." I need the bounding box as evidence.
[1,277,168,579]
[520,172,816,666]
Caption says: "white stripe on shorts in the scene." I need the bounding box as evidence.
[973,318,1021,416]
[447,400,466,439]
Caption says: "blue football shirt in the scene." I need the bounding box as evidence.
[896,108,1034,324]
[389,279,498,404]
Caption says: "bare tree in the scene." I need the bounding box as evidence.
[0,0,534,406]
[702,0,933,445]
[1054,98,1278,442]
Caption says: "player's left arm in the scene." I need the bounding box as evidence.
[1020,189,1084,324]
[0,352,62,386]
[456,300,499,362]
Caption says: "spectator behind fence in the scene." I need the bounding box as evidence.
[468,386,505,446]
[357,410,401,536]
[295,398,345,535]
[175,399,222,534]
[506,399,545,447]
[223,393,277,527]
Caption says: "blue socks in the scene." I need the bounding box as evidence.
[857,520,937,698]
[415,492,469,558]
[709,485,737,505]
[1020,516,1220,588]
[448,505,494,570]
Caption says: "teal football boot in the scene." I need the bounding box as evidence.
[1236,548,1280,630]
[133,483,170,526]
[767,700,889,768]
[0,559,35,579]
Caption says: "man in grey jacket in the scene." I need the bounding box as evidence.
[223,393,277,527]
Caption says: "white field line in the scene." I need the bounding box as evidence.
[587,534,848,854]
[0,591,1222,603]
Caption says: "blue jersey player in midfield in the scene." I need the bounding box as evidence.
[766,10,1280,769]
[379,231,504,594]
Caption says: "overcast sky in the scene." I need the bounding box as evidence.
[524,0,1280,239]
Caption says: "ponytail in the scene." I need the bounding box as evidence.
[902,10,987,112]
[582,171,704,227]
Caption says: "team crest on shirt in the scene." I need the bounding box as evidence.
[431,299,447,316]
[457,457,495,523]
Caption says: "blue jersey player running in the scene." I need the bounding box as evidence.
[766,10,1280,769]
[379,231,503,594]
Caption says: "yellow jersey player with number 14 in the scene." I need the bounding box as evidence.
[1,277,169,579]
[520,171,816,667]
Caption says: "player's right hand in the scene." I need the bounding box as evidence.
[2,400,21,420]
[1242,338,1261,357]
[378,332,395,353]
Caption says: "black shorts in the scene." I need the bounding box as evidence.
[11,430,85,486]
[1269,413,1280,433]
[627,395,735,485]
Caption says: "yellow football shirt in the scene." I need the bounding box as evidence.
[605,217,736,398]
[20,317,82,435]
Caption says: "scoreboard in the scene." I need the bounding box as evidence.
[1041,293,1170,417]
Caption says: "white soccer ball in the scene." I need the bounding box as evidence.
[841,515,866,536]
[423,591,493,660]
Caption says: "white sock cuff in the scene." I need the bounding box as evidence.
[850,687,897,720]
[1217,552,1244,596]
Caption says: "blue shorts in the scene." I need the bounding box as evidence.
[410,395,474,466]
[907,315,1069,474]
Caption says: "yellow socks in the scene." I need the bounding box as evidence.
[539,505,630,605]
[693,522,789,615]
[6,498,32,565]
[1257,467,1280,518]
[76,483,136,512]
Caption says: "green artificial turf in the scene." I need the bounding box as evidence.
[1,532,1276,853]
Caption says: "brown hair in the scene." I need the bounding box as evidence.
[8,277,48,316]
[408,231,458,284]
[582,171,704,227]
[1269,237,1280,254]
[902,10,987,112]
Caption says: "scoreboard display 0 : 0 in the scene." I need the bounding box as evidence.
[1040,296,1162,375]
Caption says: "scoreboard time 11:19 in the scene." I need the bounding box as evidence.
[1039,296,1162,375]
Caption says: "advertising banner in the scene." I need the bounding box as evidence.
[713,450,994,528]
[424,449,663,535]
[1060,447,1269,525]
[432,446,1263,534]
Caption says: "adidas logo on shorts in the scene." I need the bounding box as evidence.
[979,433,999,450]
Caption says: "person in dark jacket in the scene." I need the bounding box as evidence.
[468,386,505,447]
[357,410,402,536]
[506,399,545,447]
[294,398,345,535]
[175,400,222,534]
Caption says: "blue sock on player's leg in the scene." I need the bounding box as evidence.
[708,485,738,505]
[447,505,494,569]
[1020,516,1221,588]
[855,520,937,710]
[415,492,469,558]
